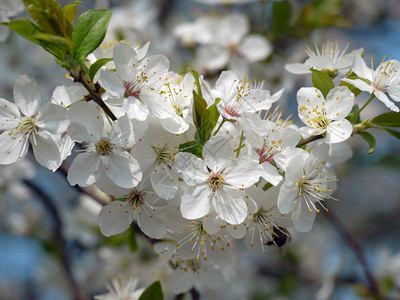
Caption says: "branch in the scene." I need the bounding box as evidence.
[323,207,382,299]
[23,179,89,300]
[296,134,324,147]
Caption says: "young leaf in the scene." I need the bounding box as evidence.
[3,19,66,60]
[371,112,400,127]
[379,128,400,140]
[127,226,138,253]
[310,68,335,98]
[23,0,66,36]
[346,104,360,124]
[359,131,376,154]
[200,99,221,143]
[178,140,203,158]
[72,9,112,61]
[63,1,81,24]
[139,281,163,300]
[192,90,207,134]
[189,68,202,97]
[34,33,74,51]
[89,57,113,80]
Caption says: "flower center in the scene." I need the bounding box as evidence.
[224,105,239,117]
[152,144,171,165]
[10,116,37,137]
[128,189,145,209]
[95,138,114,156]
[207,171,224,191]
[124,81,141,98]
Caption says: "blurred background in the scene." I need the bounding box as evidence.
[0,0,400,299]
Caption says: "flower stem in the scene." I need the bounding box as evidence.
[350,94,375,123]
[296,134,324,147]
[213,118,227,136]
[234,130,245,158]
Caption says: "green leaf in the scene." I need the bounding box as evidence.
[89,57,113,80]
[346,104,360,124]
[178,140,203,158]
[189,68,202,97]
[23,0,66,36]
[127,226,138,253]
[200,98,221,143]
[310,68,335,98]
[340,80,361,97]
[270,1,292,34]
[63,1,81,24]
[359,131,376,154]
[380,128,400,140]
[371,112,400,127]
[3,19,66,60]
[34,33,74,51]
[139,281,163,300]
[72,9,112,61]
[192,90,207,134]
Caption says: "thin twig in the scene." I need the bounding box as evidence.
[323,207,382,299]
[23,179,89,300]
[296,134,324,147]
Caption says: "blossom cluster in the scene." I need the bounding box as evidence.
[1,7,400,294]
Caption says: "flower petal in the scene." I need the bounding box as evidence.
[67,152,101,187]
[291,199,316,232]
[180,186,211,220]
[326,120,353,143]
[214,188,247,224]
[98,201,131,236]
[106,152,142,188]
[32,132,62,171]
[14,75,41,116]
[0,131,28,164]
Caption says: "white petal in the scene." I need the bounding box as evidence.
[214,188,247,225]
[291,199,316,232]
[224,159,261,188]
[98,69,125,97]
[106,152,142,188]
[32,132,62,171]
[114,42,138,82]
[260,163,283,186]
[325,86,354,120]
[174,152,208,186]
[115,115,148,147]
[351,52,374,81]
[199,264,226,289]
[341,78,373,94]
[238,35,272,62]
[160,115,189,134]
[141,91,175,119]
[150,171,178,200]
[137,206,166,239]
[0,98,20,130]
[140,54,169,86]
[122,97,149,120]
[36,103,70,135]
[67,152,101,186]
[375,90,400,112]
[386,85,400,102]
[0,131,28,164]
[170,268,196,294]
[326,120,353,143]
[180,186,211,220]
[284,63,311,75]
[98,201,131,236]
[13,75,41,116]
[277,182,298,214]
[68,102,104,141]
